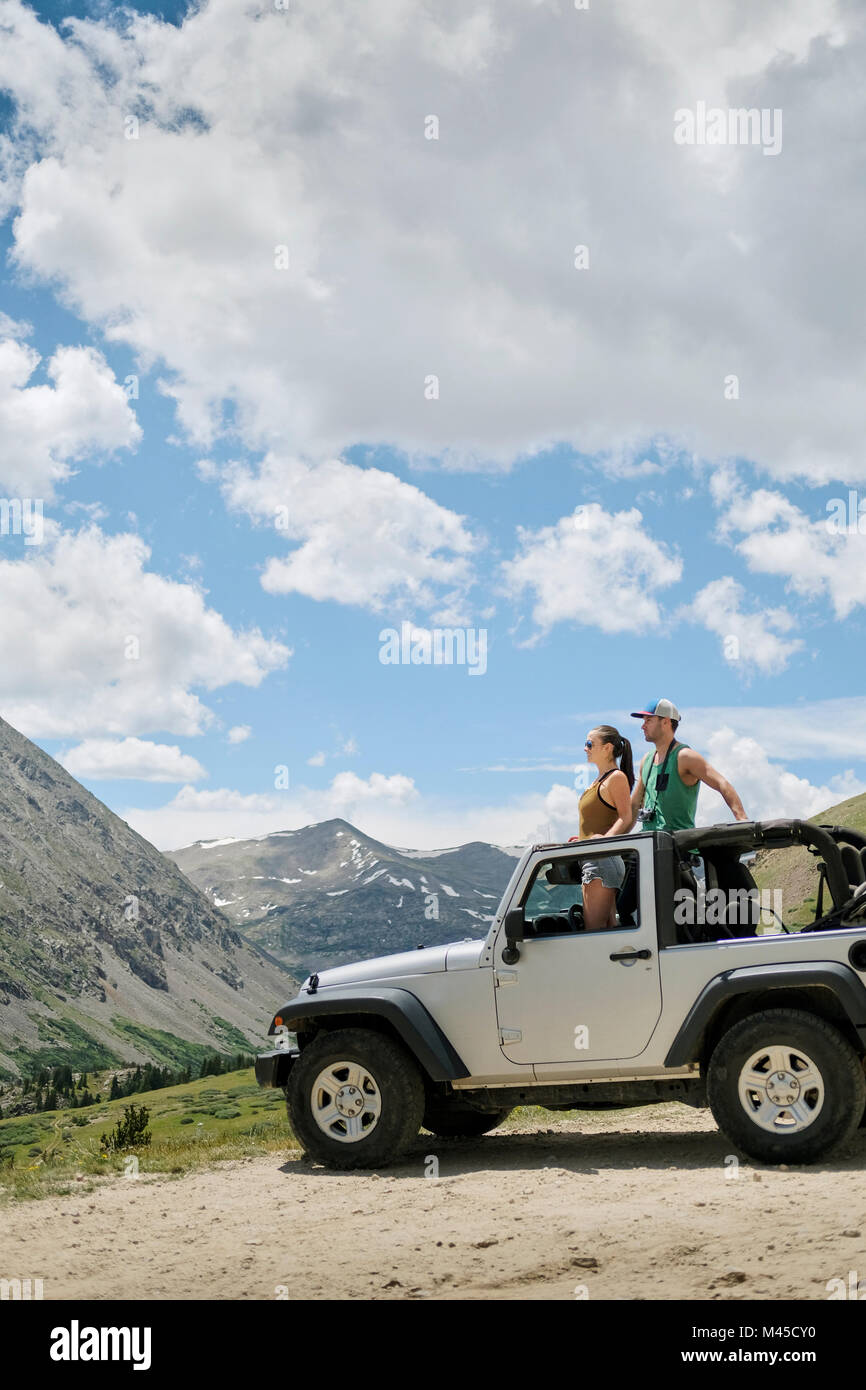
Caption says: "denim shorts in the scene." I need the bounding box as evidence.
[581,856,626,891]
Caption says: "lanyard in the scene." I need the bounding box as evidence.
[645,740,679,816]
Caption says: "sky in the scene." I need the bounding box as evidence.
[0,0,864,852]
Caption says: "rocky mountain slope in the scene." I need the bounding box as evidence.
[0,715,295,1078]
[169,819,522,973]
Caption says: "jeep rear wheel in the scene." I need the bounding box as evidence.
[707,1008,866,1164]
[287,1028,425,1169]
[422,1097,512,1138]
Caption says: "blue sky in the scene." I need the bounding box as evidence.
[0,0,864,850]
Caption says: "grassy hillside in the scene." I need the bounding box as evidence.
[752,789,866,930]
[0,1066,295,1202]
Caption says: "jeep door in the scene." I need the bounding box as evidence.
[493,839,662,1067]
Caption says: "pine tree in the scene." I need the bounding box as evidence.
[109,1074,121,1100]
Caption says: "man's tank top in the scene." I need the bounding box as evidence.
[578,770,619,838]
[640,741,699,832]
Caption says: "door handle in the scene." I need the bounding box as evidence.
[610,948,652,961]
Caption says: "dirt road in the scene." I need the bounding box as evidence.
[4,1105,866,1300]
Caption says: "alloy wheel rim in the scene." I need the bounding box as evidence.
[737,1044,824,1134]
[311,1060,382,1143]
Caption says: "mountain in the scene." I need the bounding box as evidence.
[0,715,296,1079]
[168,819,522,973]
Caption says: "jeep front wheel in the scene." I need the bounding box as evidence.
[707,1008,866,1164]
[287,1028,425,1169]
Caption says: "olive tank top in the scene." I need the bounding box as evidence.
[578,770,618,838]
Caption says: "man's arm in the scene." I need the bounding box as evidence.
[678,749,748,821]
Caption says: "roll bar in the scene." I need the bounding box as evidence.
[671,818,853,912]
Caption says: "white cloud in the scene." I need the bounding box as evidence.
[328,771,416,805]
[712,472,866,620]
[0,525,290,737]
[126,770,419,850]
[503,504,682,636]
[227,725,251,744]
[0,0,861,479]
[60,736,207,782]
[307,751,326,766]
[676,697,866,763]
[682,575,804,675]
[695,727,866,824]
[217,454,477,617]
[0,339,140,496]
[0,312,31,339]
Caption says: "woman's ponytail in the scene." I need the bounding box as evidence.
[594,724,635,790]
[619,736,634,790]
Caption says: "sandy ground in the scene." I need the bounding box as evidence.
[4,1105,866,1301]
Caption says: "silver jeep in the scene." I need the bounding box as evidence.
[256,818,866,1168]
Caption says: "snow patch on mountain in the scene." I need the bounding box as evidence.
[393,846,460,859]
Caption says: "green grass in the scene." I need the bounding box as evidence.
[210,1016,258,1053]
[0,1067,294,1203]
[109,1019,252,1070]
[10,1017,121,1073]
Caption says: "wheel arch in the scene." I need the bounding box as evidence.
[273,987,470,1083]
[665,963,866,1070]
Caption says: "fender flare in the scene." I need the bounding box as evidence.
[269,985,470,1081]
[664,961,866,1067]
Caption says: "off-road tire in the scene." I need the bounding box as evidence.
[287,1027,425,1169]
[422,1098,512,1138]
[707,1008,866,1164]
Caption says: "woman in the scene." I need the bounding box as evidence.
[570,725,634,931]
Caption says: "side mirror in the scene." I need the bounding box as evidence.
[502,907,525,964]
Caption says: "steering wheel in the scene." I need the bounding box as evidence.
[568,902,585,932]
[528,914,565,936]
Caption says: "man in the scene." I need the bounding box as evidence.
[628,698,747,832]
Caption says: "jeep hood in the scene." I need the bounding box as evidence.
[305,938,484,990]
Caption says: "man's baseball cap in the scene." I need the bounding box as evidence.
[630,698,681,721]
